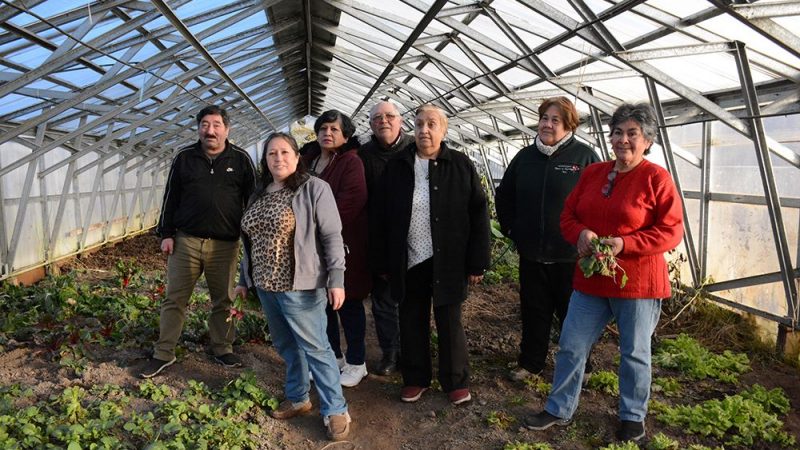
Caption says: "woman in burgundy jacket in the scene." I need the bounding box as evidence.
[301,110,371,387]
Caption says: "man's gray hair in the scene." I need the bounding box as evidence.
[369,100,401,119]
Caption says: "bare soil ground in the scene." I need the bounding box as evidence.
[2,234,798,449]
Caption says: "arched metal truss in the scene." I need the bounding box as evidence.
[0,0,798,337]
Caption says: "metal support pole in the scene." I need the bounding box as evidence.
[48,161,77,259]
[699,121,712,282]
[646,78,700,286]
[732,41,798,330]
[514,108,531,148]
[79,160,104,251]
[0,153,8,276]
[38,151,52,261]
[583,87,610,160]
[6,158,39,270]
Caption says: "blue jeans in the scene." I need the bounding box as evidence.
[545,290,661,422]
[257,288,348,417]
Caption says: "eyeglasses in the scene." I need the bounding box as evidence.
[601,169,618,197]
[371,113,399,123]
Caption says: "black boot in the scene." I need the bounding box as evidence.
[375,350,399,376]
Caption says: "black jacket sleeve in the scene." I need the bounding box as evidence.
[467,161,491,275]
[241,150,257,210]
[155,155,183,239]
[494,151,520,238]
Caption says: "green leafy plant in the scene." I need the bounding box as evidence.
[599,442,639,450]
[654,334,750,383]
[579,237,627,288]
[656,387,795,447]
[646,432,679,450]
[484,220,519,284]
[137,380,172,402]
[586,370,619,396]
[652,377,681,397]
[507,394,527,406]
[523,376,551,396]
[504,442,553,450]
[486,410,516,430]
[739,384,791,415]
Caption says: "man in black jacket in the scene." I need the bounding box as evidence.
[358,101,414,375]
[141,105,256,378]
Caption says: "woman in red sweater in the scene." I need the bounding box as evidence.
[524,103,683,444]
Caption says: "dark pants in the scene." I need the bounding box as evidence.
[370,275,400,355]
[400,258,469,392]
[518,258,575,373]
[326,298,366,365]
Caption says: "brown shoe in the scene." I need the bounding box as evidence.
[270,399,312,420]
[325,412,351,441]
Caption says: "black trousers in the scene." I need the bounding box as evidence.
[518,258,575,372]
[370,275,400,354]
[399,258,469,392]
[326,298,366,365]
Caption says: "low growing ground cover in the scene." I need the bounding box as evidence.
[0,235,797,449]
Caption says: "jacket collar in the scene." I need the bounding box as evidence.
[191,139,233,159]
[301,136,360,160]
[370,133,412,151]
[400,141,453,165]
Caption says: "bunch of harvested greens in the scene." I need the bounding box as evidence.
[578,237,628,288]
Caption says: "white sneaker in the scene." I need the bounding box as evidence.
[311,357,346,382]
[340,363,368,387]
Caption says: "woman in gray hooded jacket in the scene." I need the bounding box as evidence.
[234,132,351,442]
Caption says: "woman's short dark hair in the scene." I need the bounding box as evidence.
[258,132,308,193]
[538,96,580,132]
[314,110,356,139]
[197,105,229,127]
[609,103,658,154]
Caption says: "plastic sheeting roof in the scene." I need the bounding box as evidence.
[3,0,800,173]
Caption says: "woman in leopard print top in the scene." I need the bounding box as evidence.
[235,132,352,441]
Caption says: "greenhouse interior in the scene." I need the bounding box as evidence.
[3,0,798,338]
[1,0,800,447]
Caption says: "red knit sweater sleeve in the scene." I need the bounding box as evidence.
[620,169,683,256]
[560,162,601,245]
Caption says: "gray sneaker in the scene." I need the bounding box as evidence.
[524,410,572,430]
[509,366,542,382]
[139,357,176,379]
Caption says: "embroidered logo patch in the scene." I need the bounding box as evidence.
[554,164,581,174]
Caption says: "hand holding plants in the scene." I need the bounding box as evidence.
[578,236,628,288]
